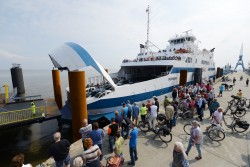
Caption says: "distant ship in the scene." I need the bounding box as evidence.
[49,6,216,121]
[223,63,233,75]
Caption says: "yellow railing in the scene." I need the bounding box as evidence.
[0,106,46,125]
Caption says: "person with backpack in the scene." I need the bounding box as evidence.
[108,118,119,152]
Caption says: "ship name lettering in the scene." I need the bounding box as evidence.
[168,77,177,81]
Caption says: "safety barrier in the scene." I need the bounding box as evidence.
[0,106,46,125]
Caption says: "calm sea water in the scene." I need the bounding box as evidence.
[0,69,117,166]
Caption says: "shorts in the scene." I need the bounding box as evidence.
[55,154,70,167]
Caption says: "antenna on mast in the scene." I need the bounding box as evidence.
[146,5,150,53]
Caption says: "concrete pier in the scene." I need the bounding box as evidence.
[42,71,250,167]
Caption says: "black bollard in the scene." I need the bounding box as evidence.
[10,64,25,96]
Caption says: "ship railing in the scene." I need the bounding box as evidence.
[122,55,182,63]
[0,106,46,125]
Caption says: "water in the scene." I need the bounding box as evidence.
[0,68,118,166]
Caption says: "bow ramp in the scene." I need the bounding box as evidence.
[49,42,116,89]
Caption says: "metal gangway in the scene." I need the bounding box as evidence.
[0,106,46,128]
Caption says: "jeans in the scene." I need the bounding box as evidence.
[186,138,202,157]
[129,147,138,165]
[55,153,70,167]
[97,144,103,160]
[109,135,116,151]
[121,125,130,138]
[149,115,157,130]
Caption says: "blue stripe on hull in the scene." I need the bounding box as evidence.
[88,73,215,110]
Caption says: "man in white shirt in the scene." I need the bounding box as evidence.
[206,107,223,132]
[212,107,223,124]
[149,102,158,131]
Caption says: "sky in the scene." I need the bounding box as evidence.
[0,0,250,70]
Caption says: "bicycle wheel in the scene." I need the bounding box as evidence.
[158,129,172,143]
[207,129,225,141]
[233,109,246,118]
[233,122,248,133]
[183,124,192,135]
[138,121,150,132]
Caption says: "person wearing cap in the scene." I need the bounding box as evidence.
[31,102,36,116]
[132,102,140,126]
[128,123,138,166]
[208,98,220,118]
[153,96,159,113]
[163,95,170,109]
[185,120,203,160]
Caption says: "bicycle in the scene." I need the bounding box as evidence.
[183,123,225,142]
[229,95,246,109]
[223,115,249,133]
[152,124,173,143]
[176,99,193,120]
[138,115,172,143]
[138,113,150,132]
[223,101,246,118]
[138,113,167,132]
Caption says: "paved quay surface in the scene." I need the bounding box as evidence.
[42,71,250,167]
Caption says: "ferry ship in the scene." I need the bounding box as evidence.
[49,7,216,121]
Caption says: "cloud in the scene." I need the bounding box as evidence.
[0,49,25,59]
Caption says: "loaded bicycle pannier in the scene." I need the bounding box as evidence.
[237,121,249,129]
[162,125,170,135]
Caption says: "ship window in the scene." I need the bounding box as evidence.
[177,39,180,43]
[169,49,171,52]
[201,60,209,65]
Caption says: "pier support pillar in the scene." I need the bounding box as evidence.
[68,71,87,142]
[52,70,62,109]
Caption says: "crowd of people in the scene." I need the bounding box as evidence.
[11,75,247,167]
